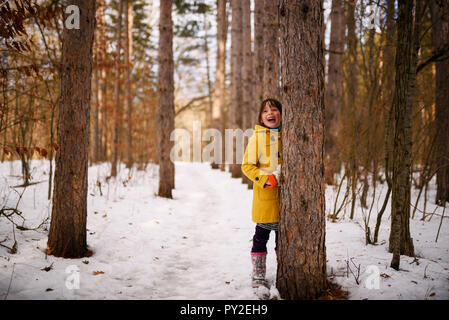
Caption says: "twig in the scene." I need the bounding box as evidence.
[4,263,15,300]
[435,205,446,243]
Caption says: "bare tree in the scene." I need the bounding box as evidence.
[263,0,280,100]
[212,0,228,171]
[47,0,96,258]
[111,0,123,177]
[157,0,175,198]
[277,0,327,299]
[125,0,134,169]
[325,0,345,184]
[432,0,449,205]
[389,0,416,271]
[254,0,264,111]
[230,0,243,178]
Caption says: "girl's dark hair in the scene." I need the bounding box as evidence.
[257,98,283,125]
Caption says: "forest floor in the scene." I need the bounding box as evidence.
[0,160,448,300]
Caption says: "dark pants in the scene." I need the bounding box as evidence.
[251,225,278,254]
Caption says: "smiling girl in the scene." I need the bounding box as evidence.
[241,98,282,288]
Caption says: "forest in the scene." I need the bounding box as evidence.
[0,0,448,302]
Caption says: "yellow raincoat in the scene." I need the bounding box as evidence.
[241,125,282,223]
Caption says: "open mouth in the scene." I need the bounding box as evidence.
[267,117,276,123]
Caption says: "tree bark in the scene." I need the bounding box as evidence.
[111,0,123,177]
[432,0,449,205]
[47,0,96,258]
[389,0,415,271]
[241,0,253,187]
[97,0,107,163]
[254,0,264,111]
[263,0,280,100]
[324,0,345,184]
[204,12,213,129]
[125,0,134,169]
[157,0,175,198]
[242,0,254,131]
[212,0,227,171]
[230,0,243,178]
[277,0,327,300]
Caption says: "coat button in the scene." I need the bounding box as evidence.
[255,177,259,181]
[271,136,275,141]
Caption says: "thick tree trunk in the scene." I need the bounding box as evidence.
[212,0,227,172]
[432,0,449,205]
[389,0,415,271]
[157,0,175,198]
[47,0,96,258]
[263,0,280,100]
[111,0,123,177]
[230,0,243,178]
[324,0,345,184]
[277,0,327,300]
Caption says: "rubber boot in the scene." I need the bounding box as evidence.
[251,253,267,288]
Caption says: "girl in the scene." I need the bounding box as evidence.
[241,98,282,288]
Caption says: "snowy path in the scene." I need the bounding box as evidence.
[146,163,278,299]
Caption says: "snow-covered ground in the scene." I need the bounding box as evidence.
[0,160,448,300]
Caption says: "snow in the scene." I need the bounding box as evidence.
[0,160,448,300]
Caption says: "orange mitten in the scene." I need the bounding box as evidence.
[267,174,278,189]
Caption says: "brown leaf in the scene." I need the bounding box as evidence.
[93,271,104,275]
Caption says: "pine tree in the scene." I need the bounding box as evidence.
[157,0,175,198]
[277,0,327,299]
[47,0,96,258]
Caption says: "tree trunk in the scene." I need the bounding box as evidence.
[125,0,134,169]
[98,0,107,163]
[254,0,264,111]
[432,0,449,205]
[204,12,213,129]
[111,0,123,177]
[389,0,415,271]
[157,0,175,198]
[212,0,228,171]
[346,0,359,220]
[263,0,280,100]
[324,0,344,184]
[241,0,253,188]
[212,0,227,172]
[277,0,327,300]
[242,0,253,132]
[47,0,96,258]
[230,0,243,178]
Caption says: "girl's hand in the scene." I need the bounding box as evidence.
[264,175,277,188]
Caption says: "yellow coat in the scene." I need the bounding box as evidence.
[241,125,282,223]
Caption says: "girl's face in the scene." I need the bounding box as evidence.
[261,102,281,128]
